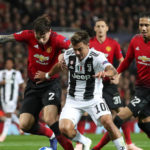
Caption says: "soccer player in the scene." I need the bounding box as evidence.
[0,58,24,142]
[0,15,74,150]
[35,31,127,150]
[90,19,142,150]
[92,12,150,149]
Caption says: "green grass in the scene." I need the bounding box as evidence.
[0,133,149,150]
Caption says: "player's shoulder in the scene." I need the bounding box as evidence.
[89,48,104,58]
[15,30,33,35]
[107,37,119,44]
[131,34,143,41]
[64,48,75,56]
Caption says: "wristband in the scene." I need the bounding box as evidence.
[45,72,51,79]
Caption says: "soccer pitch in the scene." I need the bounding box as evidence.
[0,133,149,150]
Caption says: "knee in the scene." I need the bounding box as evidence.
[59,119,74,136]
[100,115,113,129]
[44,116,57,126]
[19,119,33,131]
[19,114,34,131]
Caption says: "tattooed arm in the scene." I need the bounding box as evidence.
[0,34,15,44]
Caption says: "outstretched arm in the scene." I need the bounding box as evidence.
[34,63,65,84]
[0,34,15,43]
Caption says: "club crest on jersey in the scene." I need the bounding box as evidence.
[106,46,112,52]
[46,47,52,53]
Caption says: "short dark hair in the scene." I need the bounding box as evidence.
[33,14,51,35]
[139,12,150,19]
[71,31,90,45]
[94,18,108,26]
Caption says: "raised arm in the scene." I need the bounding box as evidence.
[0,34,15,44]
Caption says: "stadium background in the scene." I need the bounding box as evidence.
[0,0,148,135]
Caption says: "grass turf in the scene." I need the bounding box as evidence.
[0,133,149,150]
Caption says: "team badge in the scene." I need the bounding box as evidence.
[46,47,52,53]
[106,46,112,52]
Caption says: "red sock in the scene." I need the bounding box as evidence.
[92,132,110,150]
[56,135,74,150]
[77,120,86,134]
[122,121,132,145]
[37,122,53,138]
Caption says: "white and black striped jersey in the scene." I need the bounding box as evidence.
[64,48,112,100]
[0,69,24,104]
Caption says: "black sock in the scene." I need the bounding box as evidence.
[50,121,60,136]
[114,115,124,128]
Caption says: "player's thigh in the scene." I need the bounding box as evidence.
[85,98,111,125]
[59,102,83,126]
[103,84,123,110]
[20,86,42,120]
[42,79,61,114]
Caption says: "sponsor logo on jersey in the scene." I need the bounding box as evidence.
[34,54,49,62]
[72,73,91,80]
[138,56,150,62]
[106,46,112,52]
[46,47,52,53]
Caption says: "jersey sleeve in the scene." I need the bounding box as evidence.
[64,48,73,66]
[96,52,112,72]
[57,34,71,50]
[13,30,31,42]
[114,41,123,60]
[16,71,24,84]
[117,39,135,73]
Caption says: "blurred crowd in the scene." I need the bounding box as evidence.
[0,0,143,110]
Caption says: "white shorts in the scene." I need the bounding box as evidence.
[1,101,17,113]
[59,95,111,126]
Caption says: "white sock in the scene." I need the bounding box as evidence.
[11,114,19,124]
[113,136,127,150]
[72,130,89,145]
[1,117,12,137]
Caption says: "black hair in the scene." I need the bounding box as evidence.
[33,14,51,35]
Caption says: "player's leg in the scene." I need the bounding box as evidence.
[42,79,73,150]
[0,113,12,142]
[74,113,88,150]
[59,99,92,150]
[88,98,126,150]
[19,83,55,140]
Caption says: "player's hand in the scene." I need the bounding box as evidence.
[58,53,67,70]
[93,71,106,79]
[0,80,5,85]
[34,71,46,84]
[110,74,120,84]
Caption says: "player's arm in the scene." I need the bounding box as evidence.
[104,65,118,78]
[117,40,134,74]
[34,62,66,84]
[0,34,15,43]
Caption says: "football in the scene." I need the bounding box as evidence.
[39,147,53,150]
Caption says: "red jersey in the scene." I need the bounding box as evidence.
[89,37,123,64]
[117,34,150,88]
[14,30,70,82]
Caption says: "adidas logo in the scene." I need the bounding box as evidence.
[136,46,140,50]
[34,45,39,49]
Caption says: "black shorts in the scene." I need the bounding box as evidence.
[103,83,124,110]
[128,86,150,117]
[20,79,61,119]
